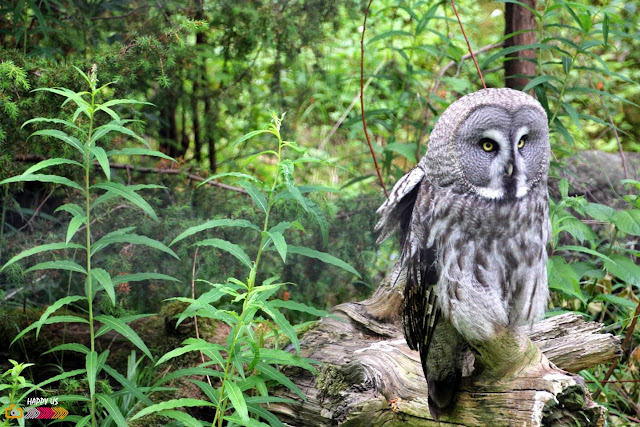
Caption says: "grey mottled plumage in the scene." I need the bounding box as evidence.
[376,88,550,419]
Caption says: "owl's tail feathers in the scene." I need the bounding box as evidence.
[427,375,460,421]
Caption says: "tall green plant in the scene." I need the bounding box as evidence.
[131,114,360,426]
[0,66,179,426]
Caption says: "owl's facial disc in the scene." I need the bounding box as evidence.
[455,106,548,200]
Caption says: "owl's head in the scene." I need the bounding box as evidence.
[425,88,550,200]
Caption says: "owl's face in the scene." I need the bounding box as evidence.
[452,98,549,201]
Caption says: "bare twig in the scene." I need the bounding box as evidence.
[17,189,54,232]
[107,162,248,194]
[450,0,486,89]
[360,0,388,198]
[320,60,385,150]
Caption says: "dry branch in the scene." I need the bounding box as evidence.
[271,265,620,426]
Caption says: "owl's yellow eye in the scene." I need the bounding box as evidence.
[482,141,495,152]
[518,139,525,149]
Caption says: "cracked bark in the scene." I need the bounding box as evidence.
[271,264,620,426]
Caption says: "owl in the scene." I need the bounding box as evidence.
[376,88,550,419]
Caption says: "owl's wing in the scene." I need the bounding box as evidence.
[400,182,439,356]
[374,164,426,244]
[375,167,440,355]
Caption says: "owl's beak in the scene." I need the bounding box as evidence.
[506,164,514,176]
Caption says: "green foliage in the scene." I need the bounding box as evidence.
[547,179,639,423]
[0,359,39,427]
[0,67,178,426]
[136,114,359,426]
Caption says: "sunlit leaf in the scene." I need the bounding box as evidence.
[287,245,360,277]
[92,182,158,221]
[194,238,252,268]
[1,242,84,272]
[170,219,260,246]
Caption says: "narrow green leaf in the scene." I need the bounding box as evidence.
[95,315,153,359]
[262,304,299,354]
[562,56,572,74]
[18,369,86,403]
[22,117,83,132]
[0,173,83,191]
[594,293,637,310]
[555,245,615,264]
[107,147,176,162]
[232,129,273,146]
[254,362,304,399]
[268,231,287,262]
[130,398,214,421]
[189,380,220,405]
[1,242,84,272]
[87,351,98,398]
[26,260,87,274]
[92,268,115,306]
[35,295,86,339]
[367,30,413,44]
[153,368,224,388]
[66,215,87,243]
[156,341,224,367]
[112,272,179,286]
[90,146,110,180]
[561,102,581,130]
[158,410,204,427]
[10,315,88,346]
[102,364,154,406]
[91,122,148,147]
[170,219,260,246]
[34,86,90,109]
[225,381,249,423]
[603,13,609,46]
[22,158,83,176]
[535,85,550,117]
[93,182,158,221]
[43,343,90,355]
[92,184,165,209]
[287,245,360,278]
[29,129,85,154]
[91,233,178,259]
[96,394,128,427]
[253,348,315,370]
[55,202,84,218]
[247,404,286,427]
[268,299,330,317]
[97,98,153,109]
[238,181,268,213]
[197,172,259,187]
[194,238,252,268]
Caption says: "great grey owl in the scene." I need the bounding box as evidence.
[375,88,550,419]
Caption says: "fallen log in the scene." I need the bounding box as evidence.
[271,265,621,426]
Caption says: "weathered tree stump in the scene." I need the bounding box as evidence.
[271,264,621,426]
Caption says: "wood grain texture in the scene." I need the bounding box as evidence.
[271,264,620,426]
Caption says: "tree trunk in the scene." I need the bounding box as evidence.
[504,0,537,90]
[271,264,619,426]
